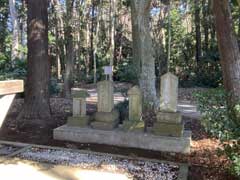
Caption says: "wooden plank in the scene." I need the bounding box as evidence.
[0,94,16,127]
[0,80,24,95]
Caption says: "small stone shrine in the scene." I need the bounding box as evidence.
[67,88,90,127]
[91,80,119,130]
[152,72,184,137]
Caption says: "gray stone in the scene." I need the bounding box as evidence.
[97,80,114,113]
[94,110,119,123]
[71,88,90,98]
[156,111,182,124]
[160,72,179,112]
[67,116,90,127]
[151,122,183,137]
[91,121,119,131]
[53,125,191,154]
[73,98,87,117]
[121,120,144,132]
[128,86,142,121]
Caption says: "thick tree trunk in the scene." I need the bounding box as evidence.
[17,0,51,127]
[64,0,75,98]
[131,0,158,107]
[194,0,201,62]
[9,0,20,61]
[212,0,240,121]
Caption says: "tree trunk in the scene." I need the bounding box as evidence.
[63,0,75,98]
[212,0,240,121]
[109,0,116,81]
[202,0,209,53]
[194,0,201,62]
[9,0,20,61]
[17,0,51,127]
[131,0,158,107]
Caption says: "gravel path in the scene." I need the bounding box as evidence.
[19,147,179,180]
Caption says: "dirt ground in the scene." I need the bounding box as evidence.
[0,85,237,180]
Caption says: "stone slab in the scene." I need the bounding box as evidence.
[91,120,119,131]
[71,88,90,98]
[121,120,144,132]
[67,116,90,127]
[152,122,183,137]
[94,110,119,123]
[156,111,182,124]
[53,125,191,154]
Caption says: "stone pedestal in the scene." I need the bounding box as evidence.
[91,81,119,130]
[152,73,184,137]
[67,88,90,127]
[122,86,144,132]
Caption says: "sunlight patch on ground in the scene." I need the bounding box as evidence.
[0,161,131,180]
[0,94,16,128]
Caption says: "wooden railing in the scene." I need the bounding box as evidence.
[0,80,24,127]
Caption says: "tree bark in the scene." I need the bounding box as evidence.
[194,0,201,62]
[9,0,20,61]
[131,0,158,107]
[212,0,240,121]
[109,0,116,81]
[17,0,51,127]
[63,0,75,98]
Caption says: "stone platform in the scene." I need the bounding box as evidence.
[53,125,191,154]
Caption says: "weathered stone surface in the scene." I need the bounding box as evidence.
[152,122,183,137]
[94,110,119,123]
[122,120,144,132]
[73,98,87,117]
[67,116,90,127]
[128,86,142,121]
[54,125,191,154]
[156,111,182,124]
[97,81,114,113]
[71,88,90,98]
[160,72,178,112]
[91,121,119,131]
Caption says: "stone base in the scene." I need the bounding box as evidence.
[121,120,144,132]
[93,110,119,123]
[152,122,183,137]
[91,120,119,131]
[67,116,90,127]
[53,125,191,154]
[156,111,182,124]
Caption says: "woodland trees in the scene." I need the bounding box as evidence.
[0,0,239,119]
[212,0,240,122]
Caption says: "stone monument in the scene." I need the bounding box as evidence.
[152,72,184,137]
[67,88,90,127]
[122,86,144,132]
[91,80,119,130]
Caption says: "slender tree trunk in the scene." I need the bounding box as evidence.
[194,0,201,62]
[17,0,51,127]
[9,0,20,61]
[212,0,240,122]
[202,0,209,53]
[131,0,158,107]
[64,0,75,98]
[109,0,116,81]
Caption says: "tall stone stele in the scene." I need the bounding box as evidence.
[128,86,142,121]
[67,88,90,127]
[152,72,184,137]
[91,80,119,130]
[122,86,144,132]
